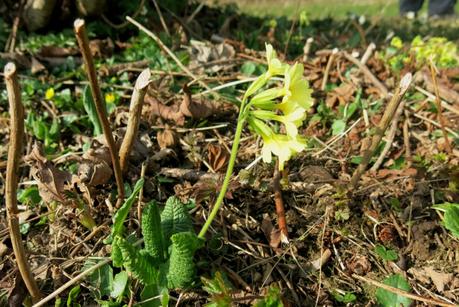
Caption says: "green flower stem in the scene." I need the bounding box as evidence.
[198,99,248,238]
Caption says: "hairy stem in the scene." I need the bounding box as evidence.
[119,68,151,172]
[74,19,125,204]
[4,62,42,302]
[198,100,247,238]
[273,161,288,241]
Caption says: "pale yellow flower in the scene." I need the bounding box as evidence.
[277,63,313,114]
[266,43,286,77]
[248,117,306,170]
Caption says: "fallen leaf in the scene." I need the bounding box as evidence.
[157,126,179,149]
[180,84,216,119]
[207,143,229,172]
[424,267,453,292]
[144,95,185,125]
[25,144,74,204]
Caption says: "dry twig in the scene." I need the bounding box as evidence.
[119,68,151,172]
[126,16,213,93]
[352,274,456,307]
[370,101,405,172]
[429,62,452,153]
[4,62,42,302]
[74,19,125,204]
[349,73,412,188]
[321,48,338,91]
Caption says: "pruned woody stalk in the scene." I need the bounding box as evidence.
[74,18,125,204]
[4,63,42,302]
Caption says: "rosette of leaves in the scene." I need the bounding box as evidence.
[111,195,202,305]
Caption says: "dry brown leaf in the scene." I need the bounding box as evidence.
[78,137,113,186]
[144,95,185,125]
[424,266,453,292]
[157,127,179,149]
[25,144,74,204]
[261,215,281,249]
[207,144,229,172]
[325,82,355,107]
[180,84,215,119]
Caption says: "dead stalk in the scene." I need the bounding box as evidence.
[119,68,151,172]
[343,51,389,97]
[273,161,288,241]
[360,42,375,65]
[151,0,170,36]
[321,48,338,91]
[126,16,213,94]
[352,274,456,307]
[370,101,405,172]
[4,62,42,302]
[302,37,314,62]
[74,19,125,203]
[429,62,452,153]
[349,73,412,188]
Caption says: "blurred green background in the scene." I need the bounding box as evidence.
[207,0,459,18]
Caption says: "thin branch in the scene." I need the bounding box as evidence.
[429,62,452,153]
[74,19,125,204]
[4,62,41,302]
[273,160,288,242]
[352,274,456,307]
[302,37,314,62]
[151,0,170,36]
[119,68,151,172]
[360,42,375,65]
[342,51,388,97]
[125,16,213,94]
[349,73,412,188]
[321,48,338,91]
[370,101,405,172]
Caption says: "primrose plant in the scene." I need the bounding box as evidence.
[199,43,313,238]
[109,44,312,304]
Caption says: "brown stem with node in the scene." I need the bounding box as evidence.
[273,160,288,242]
[119,68,151,172]
[4,62,42,302]
[349,73,412,189]
[74,19,124,204]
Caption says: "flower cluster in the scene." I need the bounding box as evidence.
[243,44,313,170]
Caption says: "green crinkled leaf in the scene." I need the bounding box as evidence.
[160,196,193,244]
[83,85,102,136]
[438,203,459,238]
[375,274,412,307]
[167,232,203,289]
[117,236,158,285]
[142,201,166,262]
[112,179,144,238]
[111,236,123,268]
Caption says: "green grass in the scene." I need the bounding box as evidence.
[210,0,459,18]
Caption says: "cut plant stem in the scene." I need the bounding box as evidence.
[198,100,247,238]
[302,37,314,62]
[4,62,42,302]
[119,68,151,172]
[273,160,288,241]
[349,73,412,188]
[429,61,452,154]
[74,19,124,204]
[321,48,338,91]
